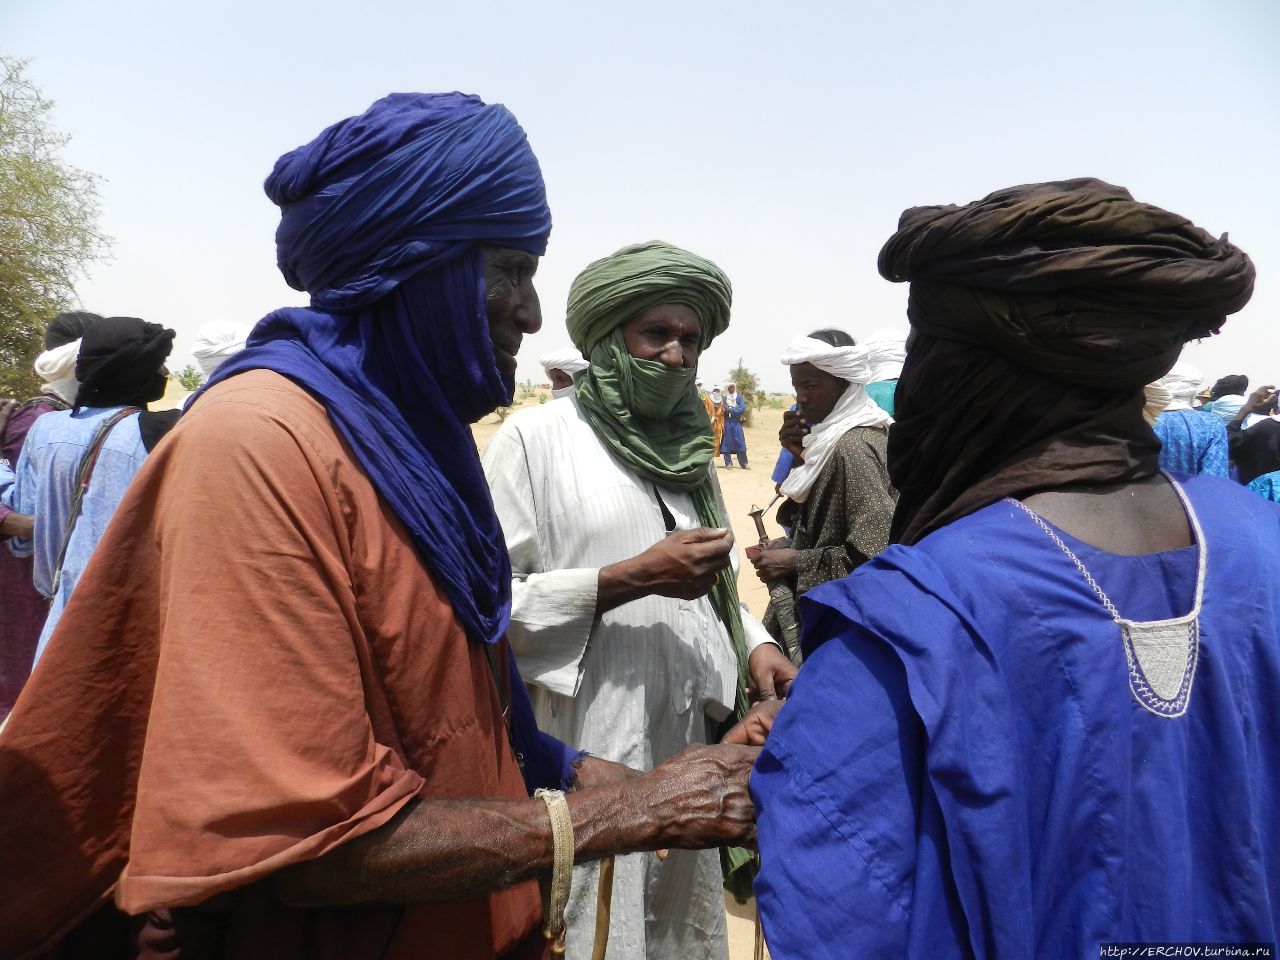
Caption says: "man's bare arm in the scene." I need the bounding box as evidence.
[275,743,757,907]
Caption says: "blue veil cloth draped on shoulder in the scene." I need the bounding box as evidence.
[199,92,551,651]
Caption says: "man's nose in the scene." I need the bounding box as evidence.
[656,341,685,369]
[516,293,542,334]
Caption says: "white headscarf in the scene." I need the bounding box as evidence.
[1157,361,1203,411]
[192,321,252,379]
[33,338,83,405]
[864,328,908,383]
[779,336,893,503]
[1142,382,1173,426]
[540,347,588,398]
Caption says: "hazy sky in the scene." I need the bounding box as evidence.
[6,0,1278,392]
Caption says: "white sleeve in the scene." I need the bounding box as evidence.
[482,425,598,697]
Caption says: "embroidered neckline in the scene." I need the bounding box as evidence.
[1007,473,1204,719]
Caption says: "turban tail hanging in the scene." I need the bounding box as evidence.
[879,178,1255,545]
[565,241,756,898]
[199,92,552,648]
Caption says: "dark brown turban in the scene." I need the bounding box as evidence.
[880,178,1255,545]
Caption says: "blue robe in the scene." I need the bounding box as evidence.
[753,475,1280,958]
[1248,470,1280,503]
[720,393,747,454]
[1154,408,1229,477]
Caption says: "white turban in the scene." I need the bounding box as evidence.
[540,347,589,398]
[1142,382,1173,426]
[1157,361,1203,411]
[779,336,893,503]
[540,347,588,378]
[863,328,908,383]
[192,321,252,379]
[33,338,83,405]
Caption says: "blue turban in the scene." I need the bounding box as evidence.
[200,92,551,649]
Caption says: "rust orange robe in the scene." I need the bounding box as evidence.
[0,371,544,960]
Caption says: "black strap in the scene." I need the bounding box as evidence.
[652,485,677,533]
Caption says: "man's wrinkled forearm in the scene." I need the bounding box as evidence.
[275,781,659,908]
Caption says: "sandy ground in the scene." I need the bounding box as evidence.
[473,391,786,959]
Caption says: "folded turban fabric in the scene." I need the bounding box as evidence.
[270,92,551,312]
[191,321,253,379]
[779,336,892,503]
[863,328,908,383]
[566,240,731,355]
[539,347,589,377]
[1157,361,1204,411]
[44,311,101,351]
[202,92,550,651]
[1143,382,1174,426]
[33,338,83,406]
[75,317,175,410]
[879,178,1255,545]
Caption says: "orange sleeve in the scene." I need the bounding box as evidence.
[116,390,424,913]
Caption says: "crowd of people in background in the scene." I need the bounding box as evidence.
[0,92,1276,960]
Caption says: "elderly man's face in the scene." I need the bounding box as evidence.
[548,368,573,390]
[483,246,543,380]
[622,304,701,370]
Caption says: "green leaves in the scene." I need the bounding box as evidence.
[0,57,109,399]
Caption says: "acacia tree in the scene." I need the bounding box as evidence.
[173,365,204,392]
[0,57,107,399]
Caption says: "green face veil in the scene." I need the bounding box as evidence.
[564,239,756,898]
[567,240,732,491]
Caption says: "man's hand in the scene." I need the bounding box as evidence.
[0,512,34,540]
[571,755,642,791]
[779,409,809,461]
[597,527,734,613]
[1242,384,1277,418]
[751,546,797,585]
[748,643,798,701]
[635,744,759,850]
[721,699,783,746]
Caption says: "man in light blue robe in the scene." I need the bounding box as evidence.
[6,317,174,666]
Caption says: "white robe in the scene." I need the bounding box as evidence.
[482,396,774,960]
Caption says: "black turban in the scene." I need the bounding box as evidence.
[879,178,1255,545]
[44,311,102,350]
[1211,374,1249,400]
[75,317,176,411]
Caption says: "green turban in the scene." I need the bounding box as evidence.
[566,240,732,354]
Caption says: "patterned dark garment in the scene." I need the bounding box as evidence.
[764,425,896,642]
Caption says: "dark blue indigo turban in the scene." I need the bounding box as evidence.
[200,92,551,651]
[269,91,550,310]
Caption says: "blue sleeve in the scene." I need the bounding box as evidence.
[770,449,795,485]
[751,619,927,959]
[1201,419,1229,479]
[506,644,584,793]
